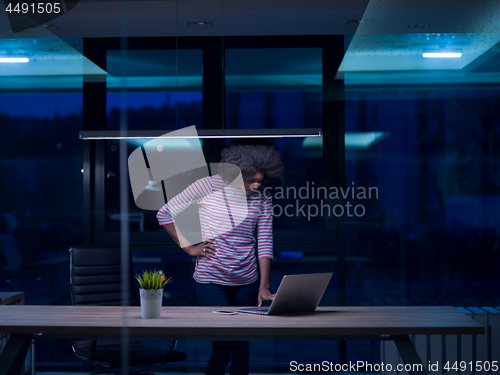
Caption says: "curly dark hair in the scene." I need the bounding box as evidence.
[218,142,283,183]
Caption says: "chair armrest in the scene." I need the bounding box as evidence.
[71,340,98,361]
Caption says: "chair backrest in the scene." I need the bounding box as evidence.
[69,247,138,306]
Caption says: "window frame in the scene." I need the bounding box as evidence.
[82,35,345,254]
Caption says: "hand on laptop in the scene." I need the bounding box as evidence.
[258,287,275,307]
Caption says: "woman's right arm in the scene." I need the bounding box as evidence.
[157,178,216,259]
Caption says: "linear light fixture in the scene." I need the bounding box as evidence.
[79,129,322,140]
[422,52,462,58]
[0,57,29,63]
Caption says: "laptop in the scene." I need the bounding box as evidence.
[237,272,333,315]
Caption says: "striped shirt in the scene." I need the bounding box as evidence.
[157,174,273,286]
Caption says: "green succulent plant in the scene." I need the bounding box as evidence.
[135,270,172,290]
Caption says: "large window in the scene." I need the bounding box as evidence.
[0,39,84,305]
[106,49,203,131]
[104,49,203,232]
[225,48,325,231]
[89,36,342,249]
[343,33,500,305]
[0,38,85,368]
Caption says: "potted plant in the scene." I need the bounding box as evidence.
[135,270,172,319]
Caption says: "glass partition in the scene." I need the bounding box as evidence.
[2,1,500,373]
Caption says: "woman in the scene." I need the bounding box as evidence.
[157,142,283,375]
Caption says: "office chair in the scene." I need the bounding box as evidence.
[69,247,187,374]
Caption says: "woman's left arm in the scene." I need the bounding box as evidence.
[257,192,275,306]
[258,258,275,306]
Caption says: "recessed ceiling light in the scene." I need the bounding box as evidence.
[42,24,60,30]
[346,19,372,26]
[186,21,214,28]
[422,52,462,58]
[0,58,29,63]
[407,24,428,29]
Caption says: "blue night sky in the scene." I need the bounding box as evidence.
[0,92,201,120]
[0,93,83,119]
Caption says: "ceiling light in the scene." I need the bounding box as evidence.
[346,19,372,26]
[42,24,60,30]
[186,21,214,27]
[0,58,29,63]
[422,52,462,58]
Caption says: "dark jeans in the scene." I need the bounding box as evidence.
[196,281,259,375]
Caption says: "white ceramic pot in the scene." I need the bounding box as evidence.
[139,288,163,319]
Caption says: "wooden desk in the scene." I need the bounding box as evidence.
[0,305,484,375]
[0,293,26,375]
[0,292,24,340]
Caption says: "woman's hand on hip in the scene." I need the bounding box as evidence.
[183,239,216,259]
[258,287,275,307]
